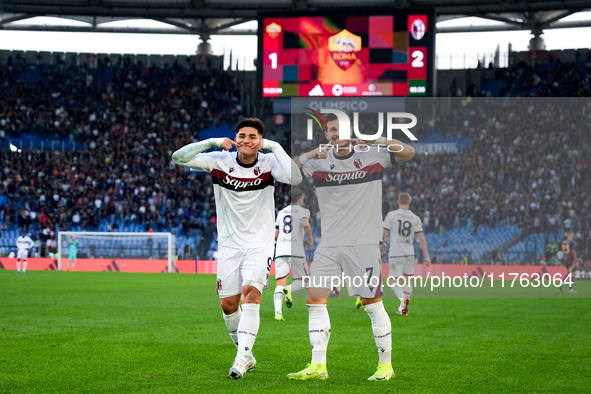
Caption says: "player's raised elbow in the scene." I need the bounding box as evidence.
[291,169,303,185]
[397,144,415,163]
[171,150,181,164]
[171,149,187,165]
[285,162,303,185]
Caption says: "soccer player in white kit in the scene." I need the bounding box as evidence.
[273,188,313,321]
[288,112,415,382]
[16,231,34,273]
[383,192,431,315]
[172,118,301,379]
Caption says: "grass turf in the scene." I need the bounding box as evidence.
[1,270,590,393]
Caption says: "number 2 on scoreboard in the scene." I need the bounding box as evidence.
[411,50,424,68]
[269,52,278,69]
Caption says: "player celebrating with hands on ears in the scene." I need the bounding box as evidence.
[172,118,301,380]
[288,111,414,382]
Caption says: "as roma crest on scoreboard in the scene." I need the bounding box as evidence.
[266,22,282,39]
[328,29,361,71]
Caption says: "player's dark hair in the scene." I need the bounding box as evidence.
[323,111,350,125]
[235,117,265,136]
[291,188,304,203]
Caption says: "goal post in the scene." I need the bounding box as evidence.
[57,231,176,272]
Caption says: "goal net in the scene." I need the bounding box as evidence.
[57,231,175,272]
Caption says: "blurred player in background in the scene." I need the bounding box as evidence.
[66,235,79,271]
[381,192,431,315]
[559,232,578,293]
[16,231,34,273]
[288,111,415,382]
[172,118,301,379]
[273,188,313,321]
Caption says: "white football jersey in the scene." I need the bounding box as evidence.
[191,151,292,249]
[275,204,310,258]
[17,236,34,251]
[383,209,423,257]
[302,146,395,247]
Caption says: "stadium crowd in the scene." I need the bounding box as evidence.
[296,101,591,261]
[1,55,590,261]
[521,54,591,97]
[0,57,254,256]
[399,99,591,236]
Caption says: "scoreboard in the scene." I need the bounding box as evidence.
[258,10,435,98]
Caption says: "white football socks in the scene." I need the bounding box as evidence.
[403,283,413,299]
[23,260,27,273]
[273,286,284,314]
[237,303,260,356]
[17,260,21,272]
[392,283,405,310]
[364,301,392,364]
[222,308,242,348]
[308,304,331,364]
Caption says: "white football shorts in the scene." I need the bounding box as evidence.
[388,255,416,277]
[216,246,274,298]
[274,256,308,280]
[308,245,383,299]
[17,249,29,259]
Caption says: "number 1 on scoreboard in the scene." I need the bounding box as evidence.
[269,52,278,69]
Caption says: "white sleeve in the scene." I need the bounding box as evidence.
[263,139,302,185]
[383,213,391,230]
[172,138,226,171]
[302,208,310,220]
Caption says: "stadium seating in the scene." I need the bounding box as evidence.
[1,56,590,264]
[0,59,244,260]
[504,232,566,263]
[424,225,520,262]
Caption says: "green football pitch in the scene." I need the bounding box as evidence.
[1,270,589,393]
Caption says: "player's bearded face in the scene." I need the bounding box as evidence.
[235,127,262,158]
[325,119,352,147]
